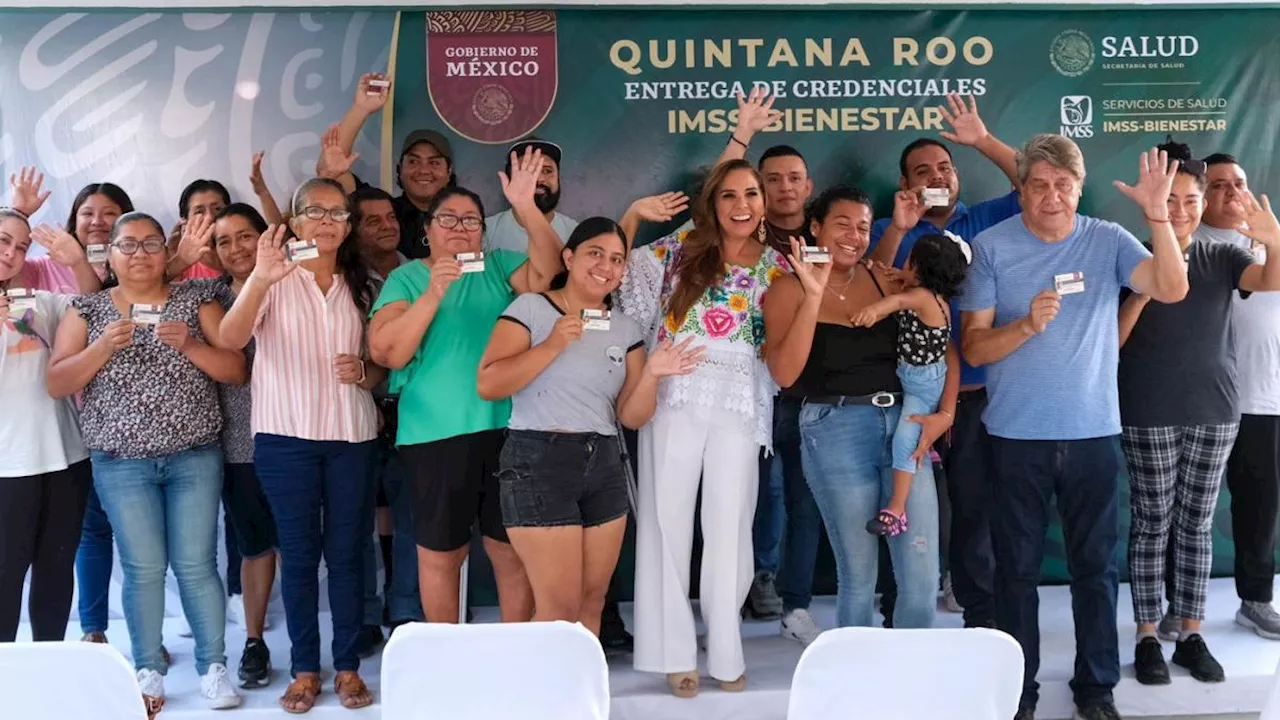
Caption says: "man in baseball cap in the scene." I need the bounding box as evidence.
[484,137,576,253]
[389,129,456,258]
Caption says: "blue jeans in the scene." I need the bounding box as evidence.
[91,443,226,675]
[893,360,947,474]
[990,436,1120,711]
[255,433,376,675]
[76,487,114,634]
[799,401,938,629]
[363,448,422,625]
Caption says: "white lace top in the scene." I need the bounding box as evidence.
[615,229,790,449]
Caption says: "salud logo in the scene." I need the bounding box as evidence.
[426,10,559,144]
[1050,29,1095,77]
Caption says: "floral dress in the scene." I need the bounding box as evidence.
[615,229,790,449]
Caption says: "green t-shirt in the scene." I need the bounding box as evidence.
[372,250,527,446]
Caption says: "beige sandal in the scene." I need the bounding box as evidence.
[666,671,699,698]
[279,675,322,714]
[719,674,747,692]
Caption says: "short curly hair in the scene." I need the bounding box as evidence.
[909,234,968,301]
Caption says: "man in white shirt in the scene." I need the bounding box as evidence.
[1192,153,1280,640]
[483,138,577,253]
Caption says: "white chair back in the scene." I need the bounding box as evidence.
[1260,656,1280,720]
[788,627,1024,720]
[382,621,610,720]
[0,642,146,719]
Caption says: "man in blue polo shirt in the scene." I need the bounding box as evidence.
[962,136,1189,720]
[869,93,1019,630]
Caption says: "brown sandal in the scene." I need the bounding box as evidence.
[279,675,322,714]
[335,671,373,710]
[142,693,164,720]
[666,671,699,698]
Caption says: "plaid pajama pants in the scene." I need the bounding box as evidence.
[1121,423,1239,624]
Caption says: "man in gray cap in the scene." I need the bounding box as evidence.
[484,137,577,253]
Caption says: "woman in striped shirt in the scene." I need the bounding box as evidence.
[218,177,384,713]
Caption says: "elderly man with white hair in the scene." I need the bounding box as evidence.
[960,134,1190,720]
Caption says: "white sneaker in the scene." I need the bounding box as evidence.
[137,668,165,714]
[781,608,822,646]
[201,663,243,710]
[226,594,247,628]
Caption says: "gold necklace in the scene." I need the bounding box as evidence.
[824,266,858,301]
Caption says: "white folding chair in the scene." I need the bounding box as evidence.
[788,627,1024,720]
[1260,656,1280,720]
[382,621,609,720]
[0,642,146,719]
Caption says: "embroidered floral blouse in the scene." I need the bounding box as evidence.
[615,229,790,448]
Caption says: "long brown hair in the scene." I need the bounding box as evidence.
[666,159,764,326]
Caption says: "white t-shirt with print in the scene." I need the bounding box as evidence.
[0,290,88,476]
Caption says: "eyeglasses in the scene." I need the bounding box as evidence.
[111,239,167,255]
[301,206,351,222]
[432,213,483,231]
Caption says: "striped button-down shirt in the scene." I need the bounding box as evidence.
[251,268,378,443]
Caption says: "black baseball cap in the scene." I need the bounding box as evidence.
[401,130,452,162]
[508,137,562,167]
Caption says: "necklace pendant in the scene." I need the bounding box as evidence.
[837,293,846,301]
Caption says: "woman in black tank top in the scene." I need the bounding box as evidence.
[763,186,951,631]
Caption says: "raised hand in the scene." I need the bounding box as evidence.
[645,336,705,378]
[938,94,989,147]
[333,353,365,384]
[316,124,360,180]
[249,151,270,196]
[354,72,391,114]
[786,237,833,297]
[427,257,462,299]
[250,225,295,285]
[176,213,215,267]
[9,166,51,218]
[1239,192,1280,248]
[499,146,543,210]
[542,312,584,352]
[1113,147,1177,220]
[96,319,136,354]
[892,188,928,231]
[733,87,782,138]
[155,320,191,352]
[30,224,89,267]
[628,191,690,224]
[1023,289,1061,335]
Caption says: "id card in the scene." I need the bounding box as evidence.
[130,303,164,326]
[367,79,390,95]
[582,308,611,331]
[85,244,110,264]
[286,239,319,262]
[5,288,36,318]
[922,187,950,208]
[800,246,831,264]
[1253,243,1268,264]
[457,252,485,274]
[1054,272,1086,296]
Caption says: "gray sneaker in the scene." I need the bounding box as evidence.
[1156,613,1181,642]
[1237,601,1280,640]
[744,571,783,620]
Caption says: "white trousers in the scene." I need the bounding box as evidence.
[633,404,759,681]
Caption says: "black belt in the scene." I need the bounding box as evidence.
[805,391,901,408]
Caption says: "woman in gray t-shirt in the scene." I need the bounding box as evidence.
[477,217,702,638]
[1117,142,1280,686]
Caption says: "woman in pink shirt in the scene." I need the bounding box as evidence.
[218,177,383,713]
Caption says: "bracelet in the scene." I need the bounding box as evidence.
[1145,215,1171,224]
[729,135,748,149]
[0,206,29,222]
[939,409,955,419]
[357,359,367,385]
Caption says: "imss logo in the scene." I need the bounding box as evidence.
[1059,95,1094,139]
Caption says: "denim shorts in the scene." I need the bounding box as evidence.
[497,430,630,528]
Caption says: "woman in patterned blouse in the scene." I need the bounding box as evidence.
[617,158,800,697]
[47,212,247,713]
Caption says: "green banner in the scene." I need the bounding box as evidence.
[392,8,1279,597]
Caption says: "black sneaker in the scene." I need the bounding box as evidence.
[354,624,384,659]
[1133,637,1170,685]
[600,601,633,658]
[1172,634,1225,683]
[1072,701,1122,720]
[1013,707,1035,720]
[964,618,998,629]
[238,638,271,688]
